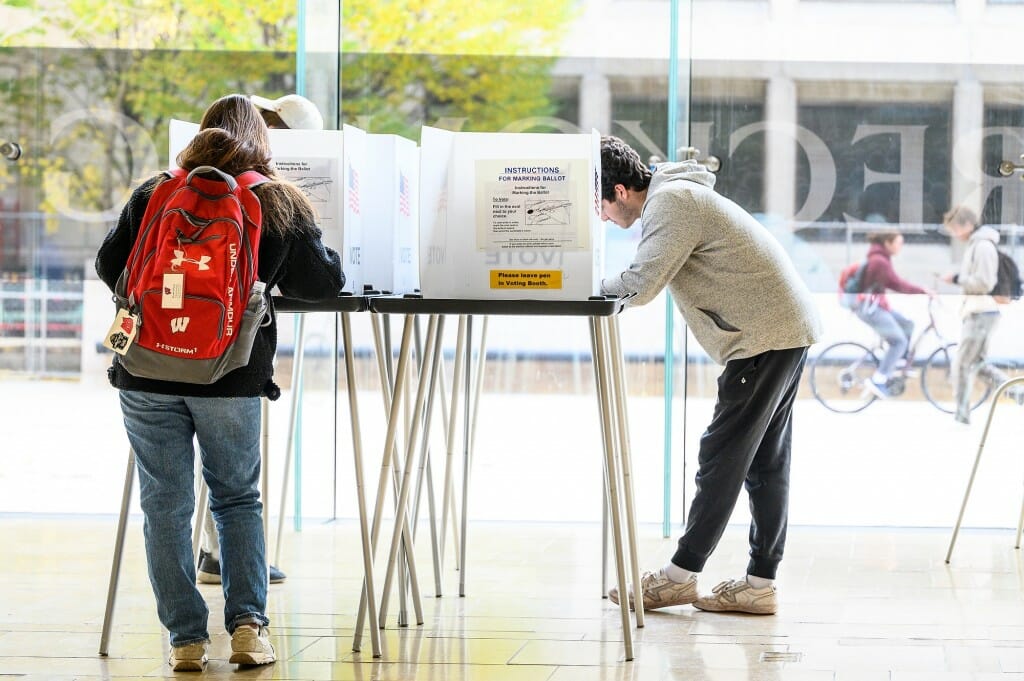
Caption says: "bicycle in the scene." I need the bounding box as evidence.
[809,296,1020,414]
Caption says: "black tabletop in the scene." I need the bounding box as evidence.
[368,295,628,317]
[272,294,370,313]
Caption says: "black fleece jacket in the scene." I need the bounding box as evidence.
[95,175,345,399]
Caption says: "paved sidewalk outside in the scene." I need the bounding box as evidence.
[4,374,1022,531]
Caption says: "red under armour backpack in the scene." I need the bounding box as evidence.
[104,165,270,384]
[837,260,868,310]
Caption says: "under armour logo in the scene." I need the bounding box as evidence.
[170,249,211,271]
[170,317,190,333]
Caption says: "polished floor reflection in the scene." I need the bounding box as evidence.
[3,516,1024,679]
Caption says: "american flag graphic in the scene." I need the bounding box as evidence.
[347,166,360,215]
[398,172,411,217]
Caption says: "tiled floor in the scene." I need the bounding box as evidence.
[2,515,1024,679]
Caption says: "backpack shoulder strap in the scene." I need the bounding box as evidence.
[236,171,270,190]
[140,169,186,216]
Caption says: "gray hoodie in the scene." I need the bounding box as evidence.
[957,224,1000,317]
[601,160,822,364]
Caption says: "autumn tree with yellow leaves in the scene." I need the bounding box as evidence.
[341,0,577,137]
[0,0,577,264]
[0,0,297,230]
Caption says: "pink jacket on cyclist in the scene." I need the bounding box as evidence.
[860,242,927,311]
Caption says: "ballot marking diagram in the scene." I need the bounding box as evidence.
[274,158,340,233]
[475,159,588,251]
[525,199,572,226]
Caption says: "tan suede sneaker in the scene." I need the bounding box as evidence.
[229,625,276,665]
[608,570,698,611]
[693,579,777,614]
[168,641,208,672]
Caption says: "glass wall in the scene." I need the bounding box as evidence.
[322,0,689,526]
[0,0,689,526]
[0,2,312,514]
[684,0,1024,528]
[3,0,1023,532]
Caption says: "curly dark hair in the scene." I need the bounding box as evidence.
[600,136,652,202]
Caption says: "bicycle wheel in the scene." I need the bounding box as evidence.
[809,342,879,413]
[921,343,990,414]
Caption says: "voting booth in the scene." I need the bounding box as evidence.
[169,121,367,294]
[362,133,419,294]
[419,126,604,300]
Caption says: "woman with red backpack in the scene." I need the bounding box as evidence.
[95,94,344,671]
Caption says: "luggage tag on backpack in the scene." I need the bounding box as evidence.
[162,271,185,309]
[103,308,139,356]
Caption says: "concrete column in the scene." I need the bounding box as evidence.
[578,71,612,136]
[951,77,984,215]
[765,74,797,226]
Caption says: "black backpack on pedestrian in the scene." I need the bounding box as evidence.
[990,246,1022,304]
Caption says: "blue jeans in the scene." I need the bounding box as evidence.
[118,390,269,647]
[855,304,914,379]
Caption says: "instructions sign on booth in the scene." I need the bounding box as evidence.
[475,159,589,252]
[418,126,603,300]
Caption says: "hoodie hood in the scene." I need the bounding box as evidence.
[648,159,717,194]
[971,225,1001,245]
[957,223,1002,316]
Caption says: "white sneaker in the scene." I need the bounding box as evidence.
[168,641,208,671]
[229,625,276,665]
[863,379,892,399]
[694,578,778,615]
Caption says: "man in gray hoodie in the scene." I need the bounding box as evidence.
[600,136,822,615]
[940,205,1013,425]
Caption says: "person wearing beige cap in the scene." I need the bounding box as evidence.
[194,92,326,591]
[250,93,324,131]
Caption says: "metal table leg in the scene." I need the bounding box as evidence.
[275,314,306,564]
[946,376,1024,562]
[99,447,135,656]
[379,315,439,627]
[608,315,644,629]
[354,314,415,643]
[341,312,382,657]
[590,316,634,661]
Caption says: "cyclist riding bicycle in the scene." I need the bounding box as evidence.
[851,231,934,398]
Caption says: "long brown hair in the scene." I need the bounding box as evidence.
[173,93,316,236]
